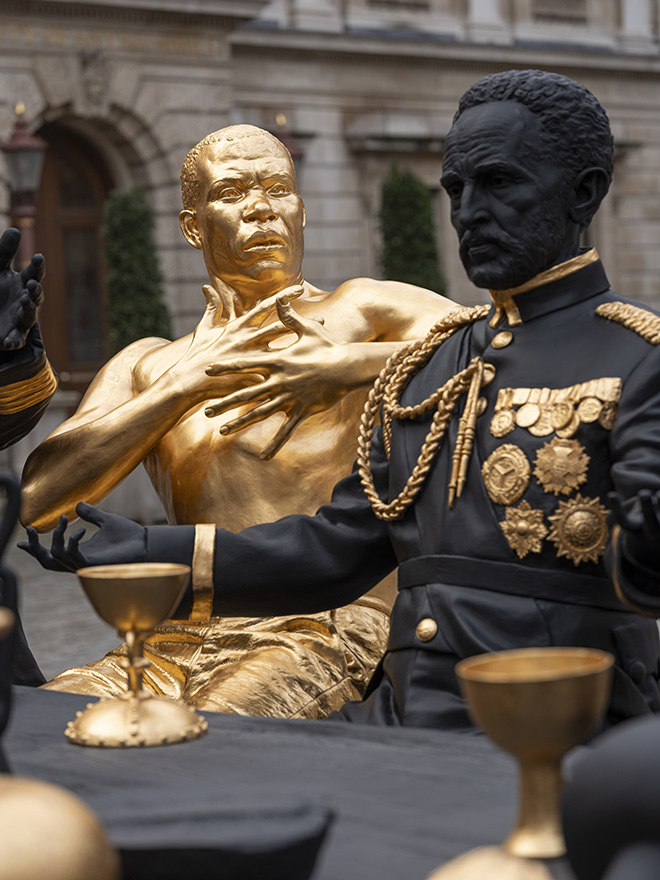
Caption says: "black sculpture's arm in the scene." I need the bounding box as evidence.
[21,428,398,617]
[608,492,660,616]
[607,344,660,615]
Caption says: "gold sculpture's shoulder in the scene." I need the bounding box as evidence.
[131,335,189,393]
[596,301,660,345]
[335,277,456,340]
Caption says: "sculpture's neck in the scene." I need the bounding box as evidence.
[210,271,306,321]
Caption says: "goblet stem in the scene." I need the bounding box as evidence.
[504,758,565,860]
[124,630,147,696]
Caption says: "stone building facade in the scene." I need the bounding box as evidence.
[1,0,659,514]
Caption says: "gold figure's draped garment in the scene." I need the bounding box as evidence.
[44,602,390,718]
[35,277,451,718]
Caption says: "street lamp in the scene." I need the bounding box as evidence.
[274,113,304,177]
[1,102,47,268]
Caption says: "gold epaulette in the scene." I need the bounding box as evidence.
[0,359,57,415]
[426,303,490,339]
[596,301,660,345]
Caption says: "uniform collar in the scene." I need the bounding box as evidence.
[488,249,608,329]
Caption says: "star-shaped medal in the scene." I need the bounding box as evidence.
[533,438,589,497]
[500,501,548,559]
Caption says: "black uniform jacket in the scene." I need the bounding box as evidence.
[147,253,660,728]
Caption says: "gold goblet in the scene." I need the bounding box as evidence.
[65,563,208,748]
[427,647,613,880]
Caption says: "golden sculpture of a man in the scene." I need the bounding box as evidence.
[21,124,453,718]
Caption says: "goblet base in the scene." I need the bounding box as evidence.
[65,691,208,748]
[426,846,555,880]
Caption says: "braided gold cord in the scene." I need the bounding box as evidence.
[596,301,660,345]
[357,305,490,521]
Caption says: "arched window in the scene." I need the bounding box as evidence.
[34,127,113,394]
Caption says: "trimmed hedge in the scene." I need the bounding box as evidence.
[103,187,172,354]
[379,164,446,296]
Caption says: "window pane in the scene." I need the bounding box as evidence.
[63,228,104,363]
[59,154,96,209]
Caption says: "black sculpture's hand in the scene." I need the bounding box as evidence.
[18,503,147,571]
[608,489,660,572]
[0,228,45,351]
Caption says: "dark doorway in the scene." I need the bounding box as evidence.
[33,126,113,396]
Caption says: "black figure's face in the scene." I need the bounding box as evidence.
[441,101,576,290]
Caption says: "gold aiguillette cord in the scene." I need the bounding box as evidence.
[448,358,484,508]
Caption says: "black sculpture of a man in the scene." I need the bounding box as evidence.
[26,69,660,728]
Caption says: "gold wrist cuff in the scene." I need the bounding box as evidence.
[190,523,215,622]
[0,359,57,414]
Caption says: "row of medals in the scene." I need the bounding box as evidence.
[490,394,618,440]
[482,394,619,566]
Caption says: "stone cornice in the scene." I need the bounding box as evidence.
[232,26,660,79]
[0,0,267,29]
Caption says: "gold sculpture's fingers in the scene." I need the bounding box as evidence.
[200,285,224,328]
[218,395,288,435]
[259,410,304,461]
[241,290,290,328]
[249,320,295,347]
[275,296,326,333]
[204,381,272,417]
[205,348,284,376]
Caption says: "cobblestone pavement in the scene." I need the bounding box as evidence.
[6,526,119,682]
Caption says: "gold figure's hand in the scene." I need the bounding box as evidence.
[168,284,295,403]
[204,294,353,460]
[0,228,45,350]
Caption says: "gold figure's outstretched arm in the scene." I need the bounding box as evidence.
[205,281,456,460]
[20,286,289,532]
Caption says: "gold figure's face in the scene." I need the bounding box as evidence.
[180,137,305,294]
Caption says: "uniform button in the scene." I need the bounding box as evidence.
[416,618,438,642]
[628,660,646,684]
[492,331,513,349]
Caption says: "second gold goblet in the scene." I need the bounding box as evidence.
[427,646,613,879]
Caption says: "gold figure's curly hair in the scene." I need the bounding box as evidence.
[180,125,294,210]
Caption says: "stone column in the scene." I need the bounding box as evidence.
[258,0,291,27]
[466,0,511,44]
[292,0,342,32]
[619,0,655,53]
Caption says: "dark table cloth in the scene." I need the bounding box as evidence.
[4,687,575,879]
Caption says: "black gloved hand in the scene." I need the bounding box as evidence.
[0,228,45,350]
[18,502,147,571]
[608,489,660,575]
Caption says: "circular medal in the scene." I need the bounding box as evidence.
[598,402,618,431]
[528,407,554,437]
[482,364,497,386]
[550,401,574,432]
[547,494,608,566]
[556,411,581,439]
[577,397,602,423]
[490,409,515,438]
[516,403,540,428]
[482,444,531,506]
